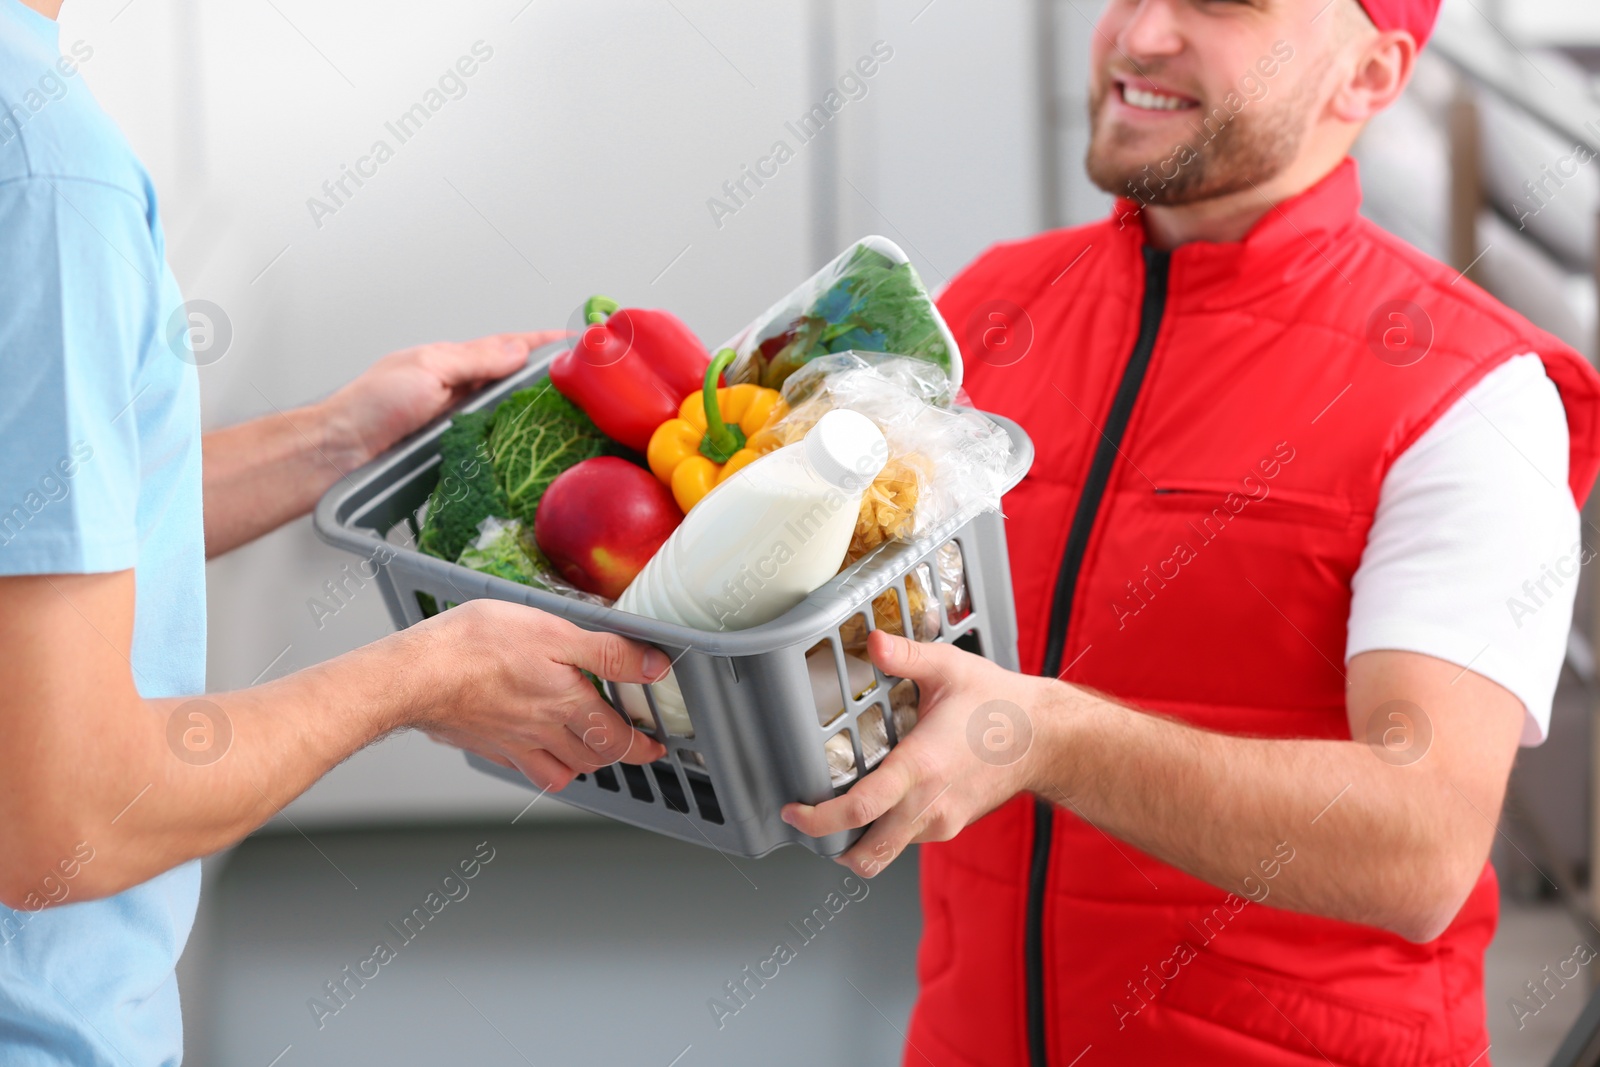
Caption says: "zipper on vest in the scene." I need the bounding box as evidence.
[1027,245,1171,1066]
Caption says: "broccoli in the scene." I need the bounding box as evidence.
[418,409,508,562]
[487,383,614,527]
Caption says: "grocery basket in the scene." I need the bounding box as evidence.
[313,345,1033,859]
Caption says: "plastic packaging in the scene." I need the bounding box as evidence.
[823,675,920,784]
[724,236,962,392]
[818,545,970,785]
[454,517,611,606]
[839,540,970,652]
[756,353,1014,559]
[614,409,890,734]
[808,646,918,785]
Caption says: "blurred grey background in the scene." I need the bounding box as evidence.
[50,0,1600,1063]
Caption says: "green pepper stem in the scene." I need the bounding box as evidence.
[584,295,620,326]
[699,348,747,463]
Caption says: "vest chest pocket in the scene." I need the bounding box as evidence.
[1147,480,1357,534]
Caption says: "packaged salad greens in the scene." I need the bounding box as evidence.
[723,236,961,392]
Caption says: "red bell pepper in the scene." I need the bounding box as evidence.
[548,296,711,453]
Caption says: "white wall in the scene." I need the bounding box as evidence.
[59,0,1043,826]
[1494,0,1600,46]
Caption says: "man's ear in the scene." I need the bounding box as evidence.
[1330,30,1417,123]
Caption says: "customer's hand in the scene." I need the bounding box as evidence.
[321,330,568,467]
[781,630,1065,877]
[409,599,670,791]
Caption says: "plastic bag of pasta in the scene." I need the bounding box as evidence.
[750,352,1014,563]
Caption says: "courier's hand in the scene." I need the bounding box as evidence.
[321,330,568,466]
[410,599,669,791]
[781,631,1064,877]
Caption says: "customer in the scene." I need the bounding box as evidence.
[785,0,1600,1063]
[0,1,668,1064]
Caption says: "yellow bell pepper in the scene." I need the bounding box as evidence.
[647,348,787,512]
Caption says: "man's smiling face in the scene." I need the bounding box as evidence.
[1085,0,1362,206]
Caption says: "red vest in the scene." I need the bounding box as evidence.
[918,159,1600,1067]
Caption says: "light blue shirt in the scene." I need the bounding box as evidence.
[0,1,204,1063]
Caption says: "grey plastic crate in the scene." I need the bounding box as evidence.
[313,347,1033,859]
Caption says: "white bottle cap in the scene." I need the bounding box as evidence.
[804,409,888,490]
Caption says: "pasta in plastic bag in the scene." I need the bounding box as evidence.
[824,678,920,785]
[838,541,971,652]
[753,352,1014,561]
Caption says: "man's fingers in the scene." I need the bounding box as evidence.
[867,630,956,698]
[560,627,671,685]
[837,809,917,878]
[567,699,666,767]
[835,769,961,876]
[510,748,578,792]
[781,754,920,838]
[613,731,670,765]
[503,329,572,351]
[429,330,568,389]
[538,722,617,776]
[422,336,526,387]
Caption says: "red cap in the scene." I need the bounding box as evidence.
[1355,0,1441,48]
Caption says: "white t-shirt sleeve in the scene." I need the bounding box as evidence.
[1346,353,1580,745]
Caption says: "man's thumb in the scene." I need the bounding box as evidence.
[565,629,671,684]
[867,630,950,691]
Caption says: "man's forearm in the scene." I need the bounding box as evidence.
[786,638,1525,941]
[202,402,365,558]
[1,569,667,910]
[1034,679,1501,941]
[3,622,431,904]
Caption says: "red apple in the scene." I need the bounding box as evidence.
[534,457,682,600]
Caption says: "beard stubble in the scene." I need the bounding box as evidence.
[1084,65,1318,206]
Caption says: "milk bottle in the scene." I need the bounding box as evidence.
[615,409,888,735]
